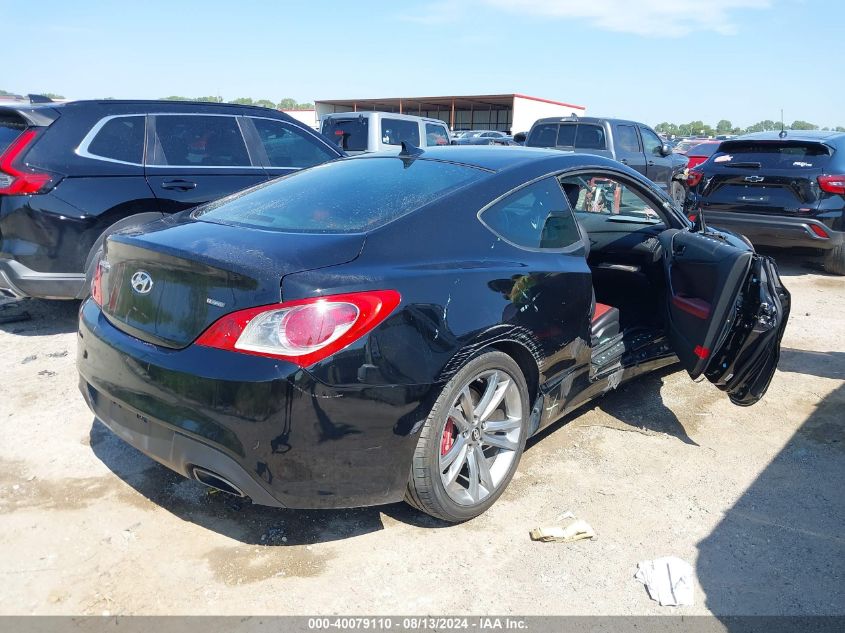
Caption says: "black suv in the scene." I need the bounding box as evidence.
[0,100,343,299]
[687,131,845,275]
[525,116,689,205]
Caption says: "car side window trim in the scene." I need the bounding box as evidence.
[247,115,341,156]
[476,175,585,254]
[76,114,147,166]
[145,112,264,170]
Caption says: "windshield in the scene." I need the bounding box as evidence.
[322,117,369,152]
[197,157,486,233]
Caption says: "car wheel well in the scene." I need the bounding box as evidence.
[488,341,539,405]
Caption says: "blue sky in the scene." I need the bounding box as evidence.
[2,0,840,128]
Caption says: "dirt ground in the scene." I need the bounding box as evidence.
[0,251,842,617]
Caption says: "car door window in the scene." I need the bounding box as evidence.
[559,174,661,221]
[480,178,581,250]
[425,123,450,146]
[615,125,641,153]
[640,127,663,157]
[251,118,336,169]
[381,118,420,146]
[150,115,251,167]
[86,115,145,164]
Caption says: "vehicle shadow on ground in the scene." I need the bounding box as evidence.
[89,420,451,546]
[697,380,845,617]
[778,347,845,381]
[528,367,698,448]
[0,298,79,336]
[757,247,834,278]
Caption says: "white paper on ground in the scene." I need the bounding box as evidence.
[634,556,695,606]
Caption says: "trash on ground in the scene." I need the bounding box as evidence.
[634,556,695,606]
[530,519,596,543]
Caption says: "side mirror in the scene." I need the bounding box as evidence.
[513,132,526,143]
[660,143,672,157]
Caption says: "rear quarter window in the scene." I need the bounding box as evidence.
[380,118,420,146]
[196,157,485,233]
[85,115,145,164]
[526,123,558,147]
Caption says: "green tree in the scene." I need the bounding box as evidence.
[745,120,778,133]
[230,97,254,105]
[162,95,192,101]
[790,120,818,130]
[43,92,65,100]
[716,119,733,134]
[277,97,298,110]
[0,88,13,96]
[253,99,276,109]
[836,126,845,132]
[655,122,680,136]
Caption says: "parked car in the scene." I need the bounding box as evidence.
[673,138,711,154]
[687,131,845,275]
[0,100,343,300]
[78,146,790,522]
[321,112,450,154]
[684,140,721,169]
[525,116,689,206]
[453,130,512,145]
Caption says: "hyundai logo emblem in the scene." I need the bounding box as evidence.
[130,270,154,295]
[744,176,765,183]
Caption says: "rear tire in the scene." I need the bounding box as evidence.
[823,243,845,275]
[405,350,529,522]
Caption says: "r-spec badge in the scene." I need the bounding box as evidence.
[744,176,765,183]
[130,270,153,295]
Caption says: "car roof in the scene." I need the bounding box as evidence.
[736,130,845,143]
[350,145,625,173]
[532,116,641,127]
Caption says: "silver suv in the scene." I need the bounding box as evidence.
[321,111,451,154]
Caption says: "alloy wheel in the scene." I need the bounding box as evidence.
[438,369,524,506]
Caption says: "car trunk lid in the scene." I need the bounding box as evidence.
[99,216,365,348]
[700,139,832,216]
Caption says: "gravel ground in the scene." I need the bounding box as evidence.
[0,251,842,617]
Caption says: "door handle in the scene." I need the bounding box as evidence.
[620,158,629,165]
[161,179,197,191]
[647,160,655,166]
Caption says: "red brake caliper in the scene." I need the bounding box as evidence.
[441,419,456,456]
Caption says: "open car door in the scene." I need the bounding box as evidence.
[659,228,791,406]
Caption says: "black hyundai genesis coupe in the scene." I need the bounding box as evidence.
[77,146,789,522]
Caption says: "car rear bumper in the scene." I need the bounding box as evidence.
[0,257,85,299]
[76,299,433,509]
[700,210,844,250]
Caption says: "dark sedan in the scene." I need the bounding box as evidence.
[78,147,789,522]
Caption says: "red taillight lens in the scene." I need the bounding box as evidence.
[818,174,845,195]
[809,224,830,239]
[0,129,60,195]
[195,290,401,367]
[91,260,104,306]
[687,169,704,187]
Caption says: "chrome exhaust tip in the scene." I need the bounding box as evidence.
[191,467,245,498]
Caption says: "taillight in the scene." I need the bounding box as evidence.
[687,169,704,188]
[91,260,105,306]
[0,129,60,195]
[818,174,845,195]
[195,290,401,367]
[809,224,830,239]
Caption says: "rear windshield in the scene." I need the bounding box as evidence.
[712,141,831,169]
[322,117,368,152]
[526,123,606,150]
[0,113,27,155]
[196,157,486,233]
